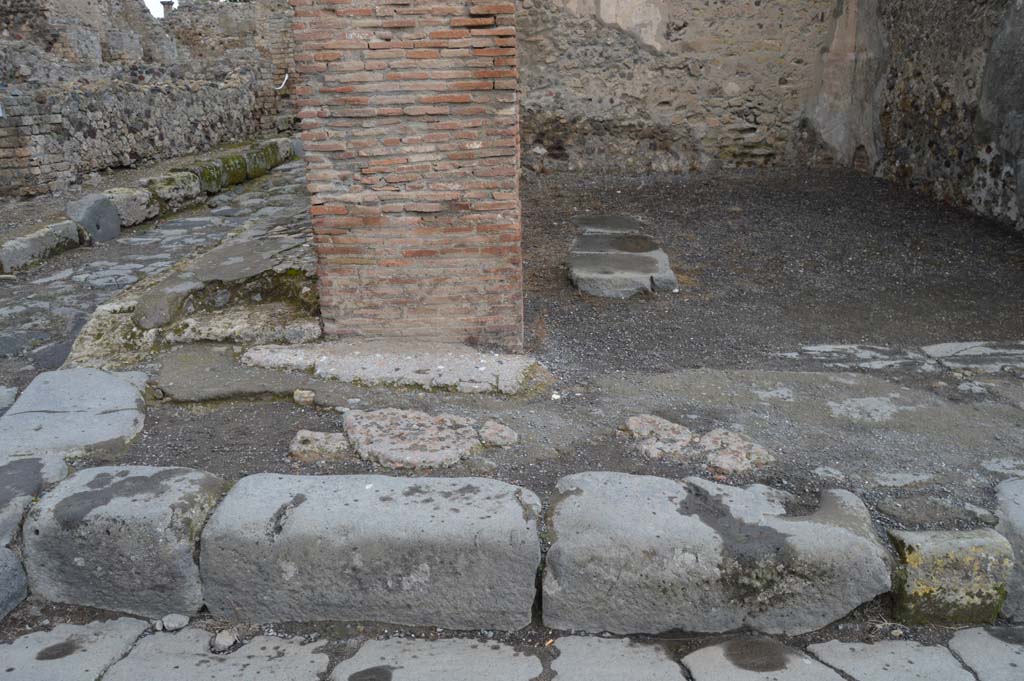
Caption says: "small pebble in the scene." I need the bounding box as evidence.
[211,628,239,653]
[293,388,316,407]
[161,614,189,631]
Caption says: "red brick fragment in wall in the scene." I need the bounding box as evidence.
[289,0,523,350]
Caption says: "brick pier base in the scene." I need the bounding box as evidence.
[290,1,523,350]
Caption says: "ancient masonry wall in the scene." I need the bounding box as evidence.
[291,0,523,350]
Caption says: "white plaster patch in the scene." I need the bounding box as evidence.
[561,0,668,50]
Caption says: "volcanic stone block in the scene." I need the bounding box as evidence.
[103,187,159,227]
[949,627,1024,681]
[683,639,845,681]
[890,528,1014,624]
[807,640,976,681]
[330,638,542,681]
[568,227,678,297]
[66,193,121,243]
[143,172,203,211]
[0,221,81,273]
[0,455,69,546]
[24,466,227,618]
[0,617,148,681]
[552,637,687,681]
[997,478,1024,619]
[1,547,26,620]
[543,472,891,635]
[201,474,541,629]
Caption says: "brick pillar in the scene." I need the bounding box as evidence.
[290,1,523,350]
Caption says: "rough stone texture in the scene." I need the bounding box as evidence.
[997,478,1024,620]
[480,420,519,447]
[807,640,975,681]
[0,455,68,546]
[0,368,145,457]
[287,430,349,463]
[625,414,696,461]
[552,636,687,681]
[24,465,226,618]
[342,409,482,469]
[142,172,203,212]
[890,528,1014,625]
[569,230,678,297]
[161,303,322,347]
[0,617,148,681]
[65,193,121,243]
[330,638,543,681]
[102,628,329,681]
[699,428,775,475]
[624,417,773,474]
[0,546,26,620]
[201,474,541,629]
[922,342,1024,373]
[544,472,891,635]
[682,639,845,681]
[0,221,81,274]
[949,627,1024,681]
[242,341,544,395]
[103,187,159,228]
[293,1,523,349]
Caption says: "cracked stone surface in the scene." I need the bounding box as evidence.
[807,640,975,681]
[543,472,890,635]
[949,627,1024,681]
[342,408,482,469]
[997,478,1024,619]
[288,430,350,463]
[242,340,544,394]
[624,416,773,473]
[683,639,845,681]
[330,638,542,681]
[0,617,147,681]
[552,636,686,681]
[200,474,541,629]
[24,465,226,618]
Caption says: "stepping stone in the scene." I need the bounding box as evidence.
[543,472,890,635]
[201,474,541,629]
[568,216,677,297]
[0,617,147,681]
[807,640,975,681]
[330,638,542,681]
[997,478,1024,619]
[921,341,1024,373]
[24,466,227,618]
[889,528,1013,624]
[0,368,147,458]
[948,627,1024,681]
[343,408,482,469]
[242,340,544,394]
[552,637,687,681]
[66,193,121,243]
[1,546,26,620]
[103,628,328,681]
[0,455,68,546]
[683,638,844,681]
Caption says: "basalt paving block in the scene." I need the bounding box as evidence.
[1,546,26,620]
[201,474,541,629]
[0,617,148,681]
[0,455,69,546]
[24,466,227,618]
[543,472,890,635]
[329,638,542,681]
[683,639,845,681]
[890,528,1014,624]
[552,637,687,681]
[948,627,1024,681]
[807,640,975,681]
[997,478,1024,619]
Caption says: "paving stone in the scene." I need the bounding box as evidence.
[66,193,122,243]
[102,628,329,681]
[156,344,313,402]
[103,187,159,227]
[24,465,226,618]
[625,414,696,461]
[242,340,544,394]
[161,302,322,346]
[698,428,775,474]
[1,546,27,620]
[889,528,1014,624]
[343,408,482,469]
[201,474,541,629]
[288,430,349,462]
[996,478,1024,620]
[682,638,845,681]
[572,214,645,234]
[0,617,147,681]
[948,627,1024,681]
[807,639,975,681]
[552,636,686,681]
[0,221,81,273]
[0,455,69,546]
[568,252,676,298]
[0,368,146,457]
[480,420,519,447]
[543,472,890,635]
[922,341,1024,372]
[330,638,542,681]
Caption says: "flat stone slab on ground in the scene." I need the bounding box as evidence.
[24,465,226,618]
[568,251,677,298]
[552,636,686,681]
[807,640,975,681]
[201,474,541,629]
[242,340,544,394]
[343,408,482,469]
[0,368,146,457]
[102,628,328,681]
[543,472,890,635]
[1,455,68,545]
[162,302,322,346]
[1,545,26,620]
[330,638,542,681]
[921,341,1024,372]
[156,344,313,402]
[572,214,645,234]
[0,617,147,681]
[997,478,1024,619]
[683,639,845,681]
[948,627,1024,681]
[288,430,350,462]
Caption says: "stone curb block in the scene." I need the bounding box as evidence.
[996,478,1024,620]
[200,474,542,629]
[0,547,27,621]
[0,220,81,273]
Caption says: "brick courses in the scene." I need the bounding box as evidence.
[290,0,523,350]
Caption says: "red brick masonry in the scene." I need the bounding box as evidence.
[290,0,523,350]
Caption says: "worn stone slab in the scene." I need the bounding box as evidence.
[568,252,676,298]
[921,342,1024,372]
[161,303,322,346]
[103,187,159,227]
[242,340,544,394]
[543,472,890,635]
[288,430,350,462]
[201,474,541,629]
[1,546,26,620]
[0,455,69,546]
[330,638,542,681]
[0,221,81,273]
[572,214,645,234]
[143,172,203,211]
[807,640,975,681]
[997,478,1024,620]
[683,639,845,681]
[890,528,1013,624]
[0,617,147,681]
[24,465,226,618]
[949,627,1024,681]
[102,628,328,681]
[66,193,121,243]
[552,637,686,681]
[0,368,146,457]
[343,408,482,469]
